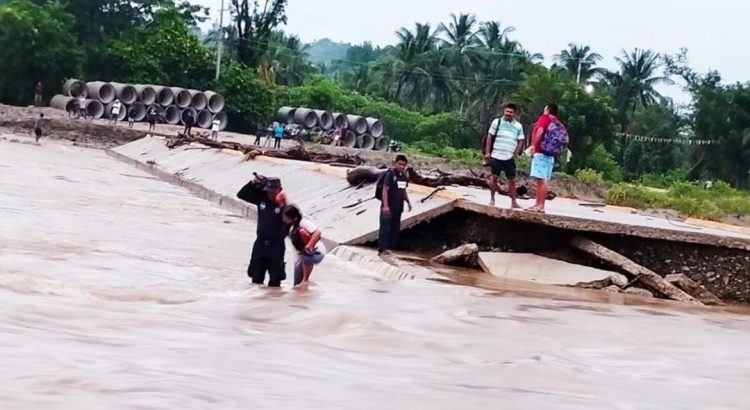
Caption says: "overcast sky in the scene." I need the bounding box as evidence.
[196,0,749,104]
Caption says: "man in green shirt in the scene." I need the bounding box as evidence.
[484,103,525,208]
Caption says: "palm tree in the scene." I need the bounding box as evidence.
[384,23,439,103]
[476,20,515,51]
[615,48,672,108]
[259,31,316,87]
[439,13,478,50]
[554,43,605,82]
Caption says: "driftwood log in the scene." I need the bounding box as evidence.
[571,236,702,305]
[165,133,366,166]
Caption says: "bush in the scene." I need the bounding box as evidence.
[406,140,481,167]
[578,144,623,182]
[215,62,275,133]
[413,112,480,148]
[575,168,605,185]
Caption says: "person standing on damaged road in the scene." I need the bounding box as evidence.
[237,175,290,287]
[377,155,412,256]
[484,103,525,208]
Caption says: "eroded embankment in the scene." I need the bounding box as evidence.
[396,209,750,303]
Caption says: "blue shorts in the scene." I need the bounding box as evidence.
[294,250,325,285]
[530,154,555,181]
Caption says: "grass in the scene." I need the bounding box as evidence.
[606,180,750,221]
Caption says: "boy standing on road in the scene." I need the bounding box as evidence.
[484,103,525,208]
[34,113,44,142]
[378,155,412,256]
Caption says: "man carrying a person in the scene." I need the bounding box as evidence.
[237,175,289,287]
[484,103,525,208]
[378,155,412,256]
[528,103,566,213]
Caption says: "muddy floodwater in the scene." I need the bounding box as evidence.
[2,138,750,409]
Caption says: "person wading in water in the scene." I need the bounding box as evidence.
[237,174,289,287]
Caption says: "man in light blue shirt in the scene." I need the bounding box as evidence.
[484,103,525,208]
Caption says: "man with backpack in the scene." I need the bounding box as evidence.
[528,103,568,213]
[484,103,525,208]
[376,155,412,256]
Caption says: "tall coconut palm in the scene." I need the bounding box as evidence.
[384,23,439,103]
[554,43,605,82]
[615,48,672,108]
[439,13,478,50]
[476,20,515,51]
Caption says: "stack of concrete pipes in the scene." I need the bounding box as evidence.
[50,79,228,130]
[274,106,388,150]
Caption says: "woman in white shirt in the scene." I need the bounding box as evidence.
[282,205,326,287]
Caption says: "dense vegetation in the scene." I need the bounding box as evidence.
[1,0,748,199]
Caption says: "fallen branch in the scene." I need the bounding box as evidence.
[571,236,702,305]
[665,274,723,306]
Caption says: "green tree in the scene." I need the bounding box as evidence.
[611,48,672,126]
[0,0,83,105]
[258,31,317,87]
[553,43,606,82]
[215,62,275,132]
[622,103,687,179]
[231,0,287,67]
[100,6,213,88]
[439,13,478,50]
[512,68,619,172]
[382,23,439,104]
[476,20,515,51]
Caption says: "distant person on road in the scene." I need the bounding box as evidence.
[273,122,284,149]
[210,116,220,141]
[183,110,194,136]
[127,106,136,128]
[237,175,289,287]
[34,113,44,142]
[111,99,122,126]
[484,103,525,208]
[147,106,157,132]
[78,95,87,119]
[332,123,344,147]
[34,82,43,107]
[528,103,568,213]
[282,205,326,288]
[377,155,412,256]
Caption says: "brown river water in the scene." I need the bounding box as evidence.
[1,137,750,409]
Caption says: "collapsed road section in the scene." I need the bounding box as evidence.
[108,136,750,304]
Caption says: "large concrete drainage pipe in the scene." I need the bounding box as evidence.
[85,99,105,119]
[293,108,318,128]
[275,106,296,123]
[63,79,87,98]
[86,82,115,104]
[313,110,334,130]
[110,82,138,105]
[153,86,174,107]
[165,105,181,125]
[342,130,357,148]
[366,117,384,138]
[356,133,375,150]
[215,112,229,130]
[346,115,368,134]
[189,90,208,110]
[50,94,77,112]
[197,110,213,128]
[106,101,126,121]
[180,107,198,125]
[332,112,348,129]
[134,85,156,106]
[204,91,225,113]
[374,136,388,151]
[171,88,192,108]
[131,102,147,121]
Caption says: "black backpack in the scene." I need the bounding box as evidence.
[374,169,393,201]
[481,118,499,156]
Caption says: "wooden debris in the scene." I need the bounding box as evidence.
[665,274,724,306]
[571,236,703,305]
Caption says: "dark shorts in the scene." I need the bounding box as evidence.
[489,158,517,178]
[34,128,42,137]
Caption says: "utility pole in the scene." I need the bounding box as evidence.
[214,0,226,81]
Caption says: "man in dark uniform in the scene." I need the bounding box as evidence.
[237,175,289,287]
[378,155,412,256]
